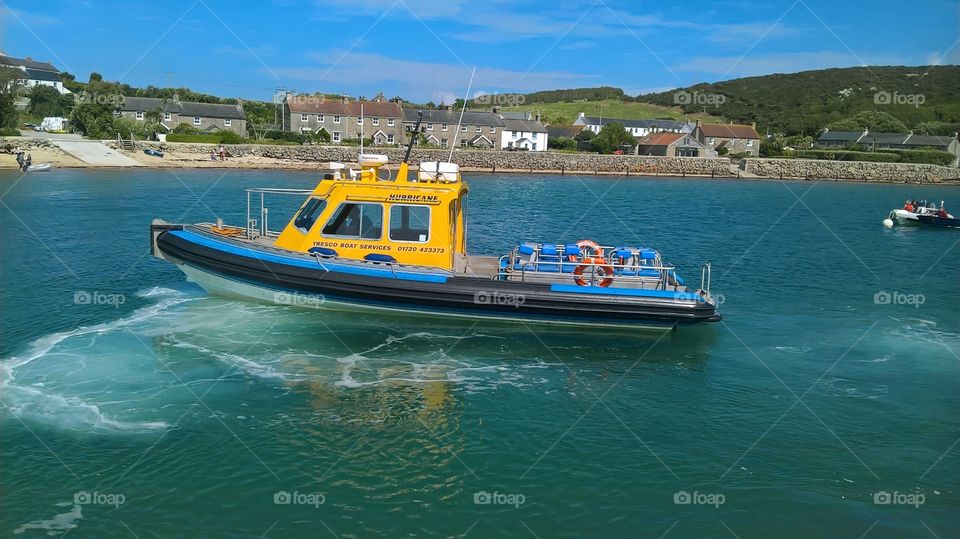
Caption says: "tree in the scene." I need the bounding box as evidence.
[28,85,68,117]
[590,122,635,153]
[825,110,909,133]
[0,67,25,129]
[574,129,595,142]
[548,136,577,151]
[69,78,124,138]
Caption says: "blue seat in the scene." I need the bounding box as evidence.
[560,244,581,272]
[364,253,397,263]
[514,242,539,270]
[537,243,561,272]
[308,246,337,257]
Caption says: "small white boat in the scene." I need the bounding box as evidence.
[26,163,53,172]
[887,205,943,226]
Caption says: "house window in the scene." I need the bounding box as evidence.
[461,139,467,147]
[532,143,537,151]
[512,131,518,138]
[442,124,448,131]
[387,134,394,144]
[333,131,341,142]
[193,116,201,126]
[387,118,395,126]
[389,205,430,242]
[426,123,433,131]
[318,115,324,123]
[532,132,538,139]
[163,113,172,121]
[747,140,754,147]
[224,118,232,127]
[490,127,496,133]
[461,126,467,133]
[357,117,363,126]
[321,202,383,239]
[476,126,481,133]
[135,112,144,120]
[301,114,309,122]
[333,115,341,124]
[708,137,715,144]
[441,138,448,147]
[372,117,380,126]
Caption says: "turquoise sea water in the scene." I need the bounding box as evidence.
[1,169,958,538]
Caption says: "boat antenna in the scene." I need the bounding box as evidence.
[448,66,477,162]
[403,110,423,164]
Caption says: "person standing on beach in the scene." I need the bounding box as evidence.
[218,145,226,161]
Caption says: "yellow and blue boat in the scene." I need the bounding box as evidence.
[150,118,721,329]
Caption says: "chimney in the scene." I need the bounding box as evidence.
[863,127,869,136]
[374,91,384,102]
[445,104,453,112]
[492,106,500,114]
[578,111,585,118]
[751,121,756,130]
[341,94,349,103]
[695,119,702,129]
[172,93,180,103]
[535,113,541,122]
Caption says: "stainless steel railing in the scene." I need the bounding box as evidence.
[245,187,313,239]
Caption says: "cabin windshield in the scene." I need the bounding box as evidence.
[293,197,327,232]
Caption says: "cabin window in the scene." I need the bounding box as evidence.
[389,205,430,242]
[293,198,327,232]
[322,202,383,239]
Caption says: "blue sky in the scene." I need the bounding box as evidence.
[1,0,957,103]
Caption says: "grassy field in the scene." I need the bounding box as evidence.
[497,99,716,124]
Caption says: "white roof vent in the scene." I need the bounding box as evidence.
[418,161,460,182]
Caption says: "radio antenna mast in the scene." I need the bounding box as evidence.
[448,66,477,162]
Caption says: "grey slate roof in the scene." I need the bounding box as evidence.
[0,54,58,72]
[403,108,504,127]
[121,96,245,120]
[901,134,955,148]
[860,133,910,145]
[23,68,61,82]
[575,116,686,131]
[499,111,532,120]
[817,131,863,142]
[501,118,547,133]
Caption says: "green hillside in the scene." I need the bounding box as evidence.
[637,65,960,135]
[496,99,711,125]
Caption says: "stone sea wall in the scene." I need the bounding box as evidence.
[142,142,731,176]
[743,158,960,183]
[138,142,960,183]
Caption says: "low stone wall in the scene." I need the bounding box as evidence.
[0,137,54,151]
[744,158,960,184]
[140,142,732,176]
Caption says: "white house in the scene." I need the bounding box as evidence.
[0,52,69,94]
[500,118,549,151]
[573,112,686,138]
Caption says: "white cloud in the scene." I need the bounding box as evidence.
[272,51,595,101]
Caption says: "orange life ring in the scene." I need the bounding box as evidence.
[573,257,614,287]
[576,239,604,259]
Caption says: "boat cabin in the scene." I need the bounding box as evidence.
[273,155,469,271]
